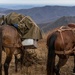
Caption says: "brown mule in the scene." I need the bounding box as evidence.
[0,25,23,75]
[46,24,75,75]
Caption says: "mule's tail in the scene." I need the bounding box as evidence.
[0,27,2,75]
[47,32,58,75]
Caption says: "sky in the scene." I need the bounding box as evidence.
[0,0,75,6]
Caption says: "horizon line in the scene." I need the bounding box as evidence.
[0,3,75,6]
[0,4,75,6]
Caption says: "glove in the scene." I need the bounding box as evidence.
[13,24,18,28]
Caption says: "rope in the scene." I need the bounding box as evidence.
[56,26,75,55]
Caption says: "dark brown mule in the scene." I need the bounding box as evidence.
[46,24,75,75]
[0,25,23,75]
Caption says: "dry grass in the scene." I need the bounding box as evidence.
[2,33,75,75]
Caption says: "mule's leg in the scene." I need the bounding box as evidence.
[4,55,12,75]
[4,48,12,75]
[73,55,75,73]
[14,48,24,72]
[0,48,2,75]
[55,55,69,75]
[20,48,24,70]
[15,54,18,72]
[0,29,2,75]
[0,63,2,75]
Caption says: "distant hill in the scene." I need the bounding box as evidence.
[41,16,75,32]
[1,6,75,24]
[0,4,44,10]
[0,7,8,12]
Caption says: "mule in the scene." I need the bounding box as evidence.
[46,25,75,75]
[0,25,23,75]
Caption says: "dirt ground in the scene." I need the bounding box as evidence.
[2,34,75,75]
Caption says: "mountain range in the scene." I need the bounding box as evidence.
[41,16,75,32]
[0,5,75,32]
[0,6,75,24]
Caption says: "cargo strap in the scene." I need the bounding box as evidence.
[56,26,75,55]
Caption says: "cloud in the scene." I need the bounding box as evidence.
[0,0,75,6]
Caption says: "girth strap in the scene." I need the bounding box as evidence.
[55,47,75,55]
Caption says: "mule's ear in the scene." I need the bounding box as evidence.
[68,23,75,28]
